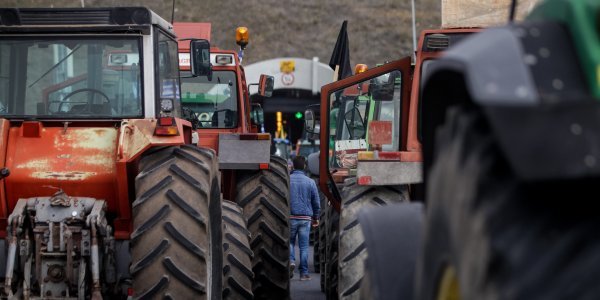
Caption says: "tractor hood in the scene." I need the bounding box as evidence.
[4,122,118,213]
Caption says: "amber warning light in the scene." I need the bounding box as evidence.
[355,64,368,74]
[236,27,249,49]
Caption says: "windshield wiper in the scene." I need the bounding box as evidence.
[28,44,82,88]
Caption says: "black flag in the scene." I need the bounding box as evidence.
[329,20,352,81]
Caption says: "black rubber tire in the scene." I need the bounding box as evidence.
[312,181,326,273]
[236,156,291,300]
[312,225,320,271]
[338,179,409,299]
[358,203,424,300]
[131,145,223,300]
[221,200,254,300]
[319,202,327,292]
[325,199,340,300]
[359,262,374,300]
[417,106,600,299]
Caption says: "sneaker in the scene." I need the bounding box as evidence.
[289,263,296,278]
[300,274,311,281]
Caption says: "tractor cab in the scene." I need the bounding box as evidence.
[0,7,212,299]
[0,7,193,238]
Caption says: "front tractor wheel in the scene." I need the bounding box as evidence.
[338,179,408,300]
[221,200,254,299]
[418,106,600,299]
[236,156,291,299]
[131,145,223,299]
[325,200,340,300]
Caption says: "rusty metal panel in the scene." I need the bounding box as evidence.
[118,118,187,162]
[442,0,541,28]
[368,121,392,146]
[357,161,422,186]
[5,126,119,214]
[218,134,270,169]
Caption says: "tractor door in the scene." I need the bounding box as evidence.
[318,57,412,210]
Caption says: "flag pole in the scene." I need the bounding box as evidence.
[333,65,340,82]
[411,0,417,62]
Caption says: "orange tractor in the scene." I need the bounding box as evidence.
[174,23,292,299]
[306,28,480,299]
[0,7,249,299]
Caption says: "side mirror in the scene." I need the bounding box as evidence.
[251,103,264,126]
[369,72,398,101]
[190,39,212,78]
[304,109,320,134]
[258,74,274,97]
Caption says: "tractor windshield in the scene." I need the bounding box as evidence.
[328,70,402,169]
[0,37,143,118]
[180,71,238,128]
[328,84,370,169]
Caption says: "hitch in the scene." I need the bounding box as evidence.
[3,194,111,299]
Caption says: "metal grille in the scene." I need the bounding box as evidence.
[19,10,111,25]
[425,34,450,50]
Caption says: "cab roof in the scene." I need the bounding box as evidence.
[0,7,175,37]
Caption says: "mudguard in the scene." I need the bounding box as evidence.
[422,21,600,181]
[358,203,424,300]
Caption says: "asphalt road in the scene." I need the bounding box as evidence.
[290,245,326,300]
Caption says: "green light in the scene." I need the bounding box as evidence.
[294,112,303,119]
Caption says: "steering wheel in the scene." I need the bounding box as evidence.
[58,88,111,113]
[182,106,203,128]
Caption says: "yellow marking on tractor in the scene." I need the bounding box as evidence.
[436,265,460,300]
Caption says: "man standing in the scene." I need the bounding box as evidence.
[289,155,320,280]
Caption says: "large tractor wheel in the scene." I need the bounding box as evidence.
[319,204,327,292]
[131,145,223,299]
[221,200,254,300]
[358,203,424,300]
[338,179,409,299]
[325,201,340,300]
[312,227,319,271]
[236,156,291,299]
[313,187,326,273]
[417,106,600,299]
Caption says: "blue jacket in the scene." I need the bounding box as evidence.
[289,170,320,219]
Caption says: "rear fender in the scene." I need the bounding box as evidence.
[422,22,599,181]
[118,118,192,162]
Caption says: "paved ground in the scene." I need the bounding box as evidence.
[290,245,326,300]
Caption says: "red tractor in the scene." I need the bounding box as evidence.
[306,28,480,299]
[0,7,248,299]
[175,23,292,299]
